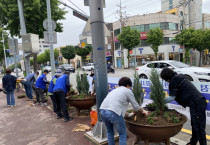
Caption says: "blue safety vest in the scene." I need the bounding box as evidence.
[35,74,46,90]
[53,74,68,94]
[48,76,56,93]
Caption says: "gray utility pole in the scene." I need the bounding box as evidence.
[89,0,108,139]
[17,0,30,75]
[46,0,55,77]
[1,33,7,69]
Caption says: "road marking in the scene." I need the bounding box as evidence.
[182,128,210,140]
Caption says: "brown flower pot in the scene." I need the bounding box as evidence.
[67,97,96,116]
[125,114,187,145]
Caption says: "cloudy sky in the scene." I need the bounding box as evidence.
[54,0,210,48]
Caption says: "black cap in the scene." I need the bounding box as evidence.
[44,69,49,73]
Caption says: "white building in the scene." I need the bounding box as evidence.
[39,39,50,54]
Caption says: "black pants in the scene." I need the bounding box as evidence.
[49,95,57,113]
[35,88,45,103]
[189,97,207,145]
[54,91,69,119]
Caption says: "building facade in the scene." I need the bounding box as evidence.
[113,13,181,68]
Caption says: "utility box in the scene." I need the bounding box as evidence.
[22,33,40,53]
[8,38,18,55]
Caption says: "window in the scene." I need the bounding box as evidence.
[163,37,169,44]
[149,23,160,30]
[159,63,170,68]
[180,11,183,16]
[140,39,149,47]
[180,20,183,30]
[115,43,120,50]
[169,23,178,30]
[169,37,176,44]
[144,24,149,32]
[160,22,169,30]
[147,63,157,68]
[114,29,120,36]
[169,0,173,9]
[205,21,210,28]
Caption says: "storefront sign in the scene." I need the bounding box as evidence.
[117,51,121,56]
[140,32,147,39]
[172,46,175,52]
[138,48,144,54]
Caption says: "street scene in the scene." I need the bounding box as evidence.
[0,0,210,145]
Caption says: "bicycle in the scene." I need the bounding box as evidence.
[16,80,21,92]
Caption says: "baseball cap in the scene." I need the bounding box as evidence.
[54,69,62,76]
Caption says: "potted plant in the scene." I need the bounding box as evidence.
[125,69,187,145]
[66,72,96,116]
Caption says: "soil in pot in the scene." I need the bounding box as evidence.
[66,94,96,100]
[125,109,186,126]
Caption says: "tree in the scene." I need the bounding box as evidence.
[190,29,206,66]
[0,0,67,37]
[75,44,92,61]
[133,71,144,105]
[146,28,163,60]
[0,27,10,71]
[61,45,75,64]
[118,26,140,60]
[175,28,195,64]
[149,69,166,111]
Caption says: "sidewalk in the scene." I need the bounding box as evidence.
[0,89,209,145]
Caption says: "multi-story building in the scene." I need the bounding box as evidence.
[79,20,114,65]
[39,39,50,54]
[113,13,181,68]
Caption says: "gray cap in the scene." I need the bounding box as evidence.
[54,69,62,76]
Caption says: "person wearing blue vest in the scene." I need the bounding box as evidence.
[53,71,72,122]
[21,71,39,100]
[35,69,49,106]
[48,69,62,113]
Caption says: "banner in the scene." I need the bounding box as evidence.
[106,77,210,125]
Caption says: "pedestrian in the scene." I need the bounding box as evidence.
[53,71,73,122]
[21,71,39,100]
[48,69,62,113]
[2,69,18,107]
[35,69,49,106]
[160,68,207,145]
[100,77,148,145]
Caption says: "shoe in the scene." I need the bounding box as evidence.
[7,105,10,107]
[35,102,41,105]
[56,115,62,119]
[41,103,47,106]
[64,117,73,122]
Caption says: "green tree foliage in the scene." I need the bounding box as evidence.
[133,71,144,105]
[149,69,166,111]
[0,0,67,37]
[175,28,195,63]
[75,44,92,61]
[146,28,163,60]
[0,27,9,61]
[35,49,59,64]
[61,45,75,64]
[118,26,140,59]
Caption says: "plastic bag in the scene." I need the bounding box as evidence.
[90,111,97,126]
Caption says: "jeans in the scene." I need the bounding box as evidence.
[100,109,127,145]
[54,91,70,119]
[22,81,33,99]
[189,97,207,145]
[6,90,15,106]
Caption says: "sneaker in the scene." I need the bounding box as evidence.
[64,117,73,122]
[56,115,62,119]
[41,103,47,106]
[36,102,41,105]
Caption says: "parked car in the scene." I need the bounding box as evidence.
[58,64,75,73]
[136,60,210,82]
[43,66,51,72]
[82,63,94,71]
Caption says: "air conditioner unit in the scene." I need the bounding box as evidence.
[22,33,40,53]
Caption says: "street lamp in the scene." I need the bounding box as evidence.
[1,33,7,68]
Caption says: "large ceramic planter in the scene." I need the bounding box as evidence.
[125,114,187,145]
[67,97,96,116]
